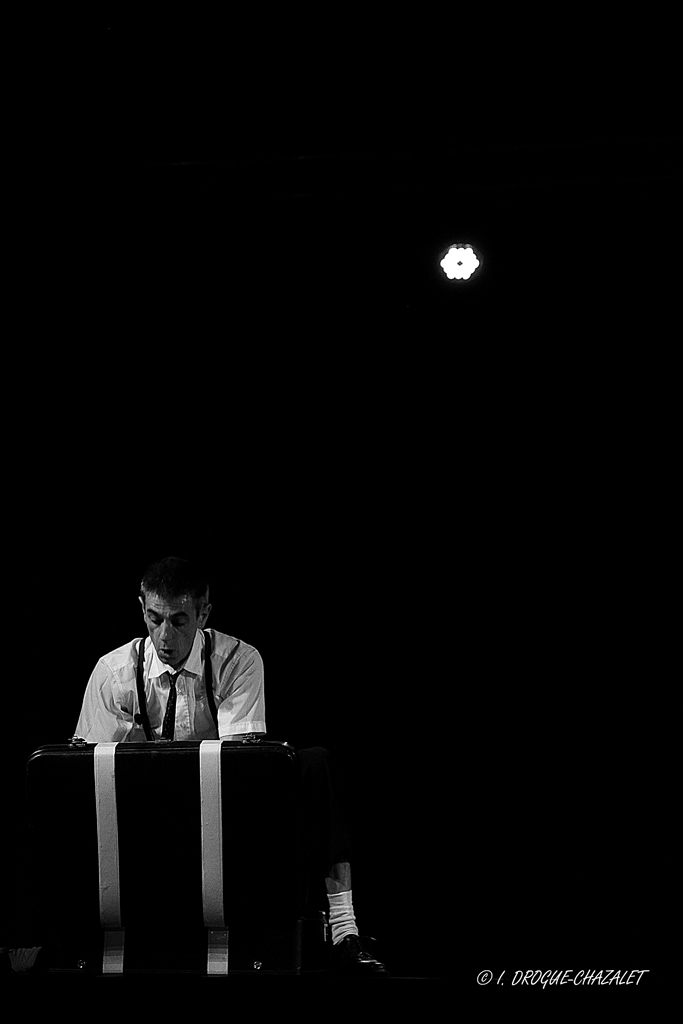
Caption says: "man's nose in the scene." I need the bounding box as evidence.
[159,621,174,638]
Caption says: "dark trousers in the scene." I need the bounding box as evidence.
[298,747,354,910]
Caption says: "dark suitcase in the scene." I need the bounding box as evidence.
[25,738,313,975]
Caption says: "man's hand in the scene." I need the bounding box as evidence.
[8,946,42,973]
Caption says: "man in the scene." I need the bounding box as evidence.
[75,556,388,976]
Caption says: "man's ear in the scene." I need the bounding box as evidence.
[138,595,146,619]
[198,602,212,628]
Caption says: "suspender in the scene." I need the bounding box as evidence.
[202,629,218,730]
[135,637,154,741]
[135,630,241,741]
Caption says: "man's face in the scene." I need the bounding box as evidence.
[139,591,211,668]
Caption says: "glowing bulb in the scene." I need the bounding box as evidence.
[440,245,481,281]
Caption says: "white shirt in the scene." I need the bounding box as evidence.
[75,628,266,742]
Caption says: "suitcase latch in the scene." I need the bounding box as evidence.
[68,736,89,748]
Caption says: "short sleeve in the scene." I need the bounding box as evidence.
[74,659,136,742]
[216,647,266,737]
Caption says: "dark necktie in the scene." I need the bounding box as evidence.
[161,675,178,740]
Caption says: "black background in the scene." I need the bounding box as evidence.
[1,15,678,984]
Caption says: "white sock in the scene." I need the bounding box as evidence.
[327,889,359,945]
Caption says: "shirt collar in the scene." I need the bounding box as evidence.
[148,629,204,679]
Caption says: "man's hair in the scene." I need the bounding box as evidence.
[140,556,209,615]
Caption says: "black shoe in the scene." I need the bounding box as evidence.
[329,934,390,976]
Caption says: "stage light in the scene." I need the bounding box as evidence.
[439,244,481,281]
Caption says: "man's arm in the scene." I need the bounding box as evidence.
[216,647,266,739]
[75,659,135,742]
[221,733,263,741]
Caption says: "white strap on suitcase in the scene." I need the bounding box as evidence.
[94,742,124,973]
[200,739,229,974]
